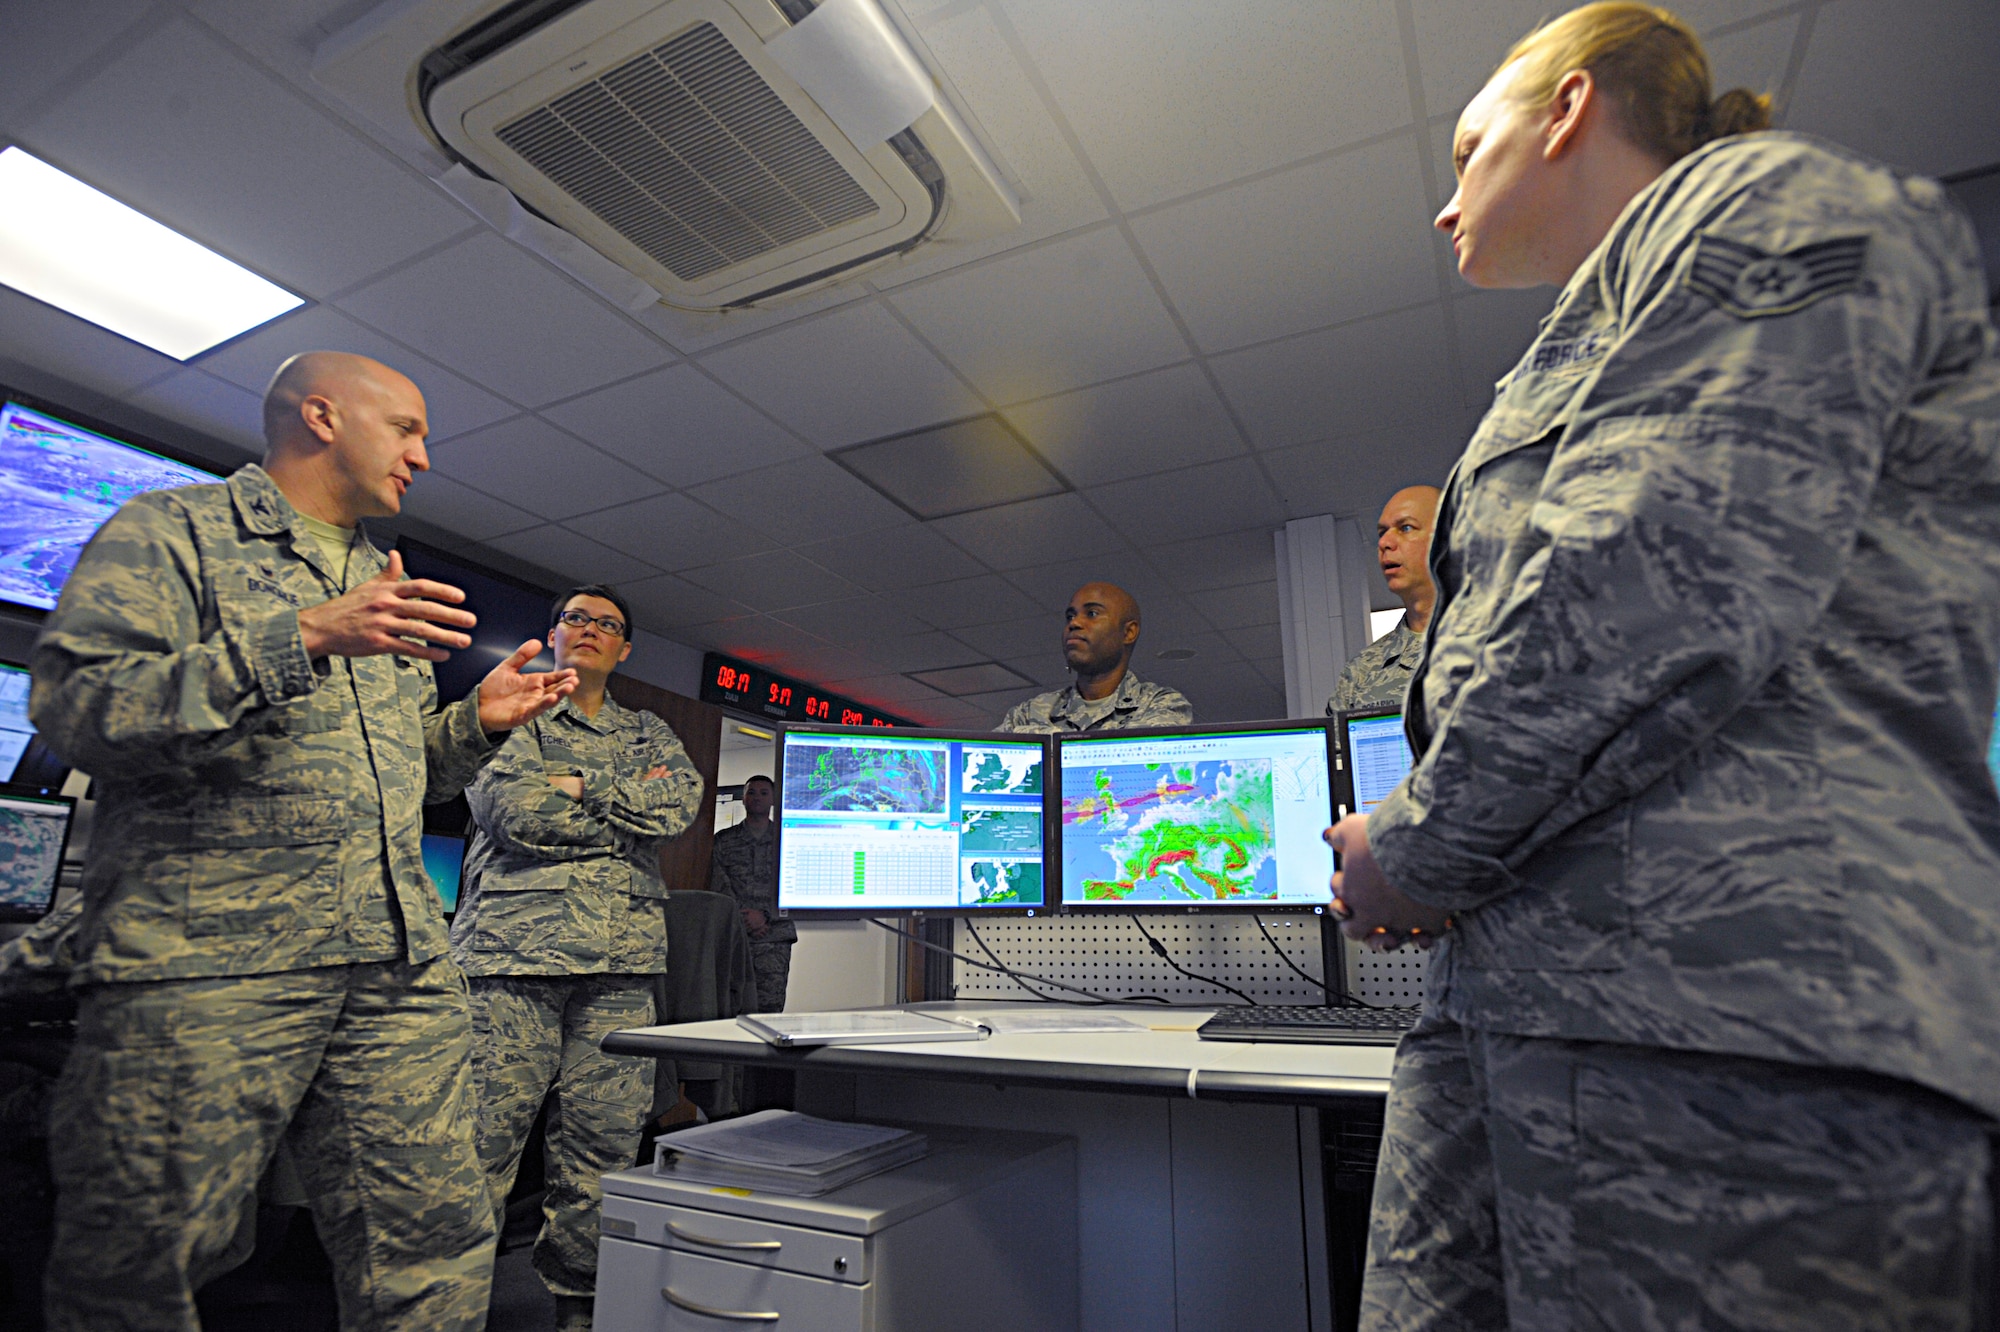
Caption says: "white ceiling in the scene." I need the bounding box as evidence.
[2,0,1997,727]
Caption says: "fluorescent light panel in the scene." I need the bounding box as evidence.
[0,147,303,360]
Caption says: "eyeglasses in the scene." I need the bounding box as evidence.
[555,609,627,637]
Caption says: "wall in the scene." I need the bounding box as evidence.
[786,918,902,1012]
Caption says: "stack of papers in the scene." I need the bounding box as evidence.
[653,1110,928,1196]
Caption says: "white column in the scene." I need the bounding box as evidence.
[1274,514,1375,718]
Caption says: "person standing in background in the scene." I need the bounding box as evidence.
[709,775,792,1013]
[453,584,704,1332]
[1327,4,2000,1324]
[30,351,577,1331]
[1326,485,1440,715]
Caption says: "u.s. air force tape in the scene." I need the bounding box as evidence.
[1687,232,1869,318]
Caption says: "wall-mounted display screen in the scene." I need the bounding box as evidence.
[701,652,911,729]
[1055,722,1336,909]
[777,726,1047,914]
[0,790,73,921]
[0,397,220,613]
[422,832,467,913]
[1341,710,1415,815]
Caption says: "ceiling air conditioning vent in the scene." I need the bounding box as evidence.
[394,0,1018,309]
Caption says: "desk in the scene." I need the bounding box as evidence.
[605,1005,1395,1332]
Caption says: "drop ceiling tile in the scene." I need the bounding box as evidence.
[583,493,778,573]
[697,301,983,448]
[193,304,515,443]
[1001,363,1244,487]
[1002,551,1170,615]
[483,524,661,587]
[791,525,987,593]
[884,228,1188,403]
[834,415,1066,520]
[773,596,927,648]
[1261,421,1471,524]
[907,576,1043,631]
[910,662,1037,696]
[619,573,755,631]
[952,685,1045,719]
[928,493,1128,571]
[680,550,863,613]
[1143,527,1279,593]
[690,456,914,543]
[1190,581,1281,630]
[1087,457,1286,546]
[0,0,152,124]
[337,233,673,407]
[21,18,472,298]
[542,365,811,488]
[687,614,837,670]
[428,416,666,522]
[1787,0,2000,176]
[0,287,182,396]
[1130,136,1439,353]
[1210,305,1456,450]
[857,631,988,675]
[130,368,266,453]
[1123,592,1220,648]
[396,473,540,542]
[951,615,1060,663]
[1451,288,1556,409]
[1230,622,1284,662]
[997,0,1410,210]
[1000,655,1073,689]
[823,673,951,706]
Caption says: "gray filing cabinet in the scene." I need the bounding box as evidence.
[596,1126,1078,1332]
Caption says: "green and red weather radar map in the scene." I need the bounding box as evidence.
[1058,728,1335,906]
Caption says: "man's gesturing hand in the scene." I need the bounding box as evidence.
[297,550,476,663]
[1326,814,1452,952]
[478,640,579,734]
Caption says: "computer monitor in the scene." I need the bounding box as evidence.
[0,661,69,793]
[1053,720,1337,911]
[776,725,1049,916]
[1339,708,1416,815]
[0,790,74,921]
[421,832,467,914]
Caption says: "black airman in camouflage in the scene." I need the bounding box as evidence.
[998,583,1194,732]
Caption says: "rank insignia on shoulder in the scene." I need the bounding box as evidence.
[1687,232,1869,318]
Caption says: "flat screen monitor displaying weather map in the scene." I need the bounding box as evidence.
[0,397,220,612]
[1056,722,1336,909]
[0,791,73,922]
[777,726,1048,914]
[1341,709,1416,814]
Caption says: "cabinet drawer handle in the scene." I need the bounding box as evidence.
[666,1220,783,1251]
[662,1286,782,1321]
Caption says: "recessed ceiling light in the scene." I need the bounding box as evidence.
[0,147,304,360]
[1155,647,1197,661]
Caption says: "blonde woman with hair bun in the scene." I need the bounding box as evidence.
[1323,2,2000,1325]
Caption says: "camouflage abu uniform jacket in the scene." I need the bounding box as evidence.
[996,671,1194,733]
[1368,133,2000,1118]
[30,465,497,984]
[1327,616,1422,714]
[709,822,792,945]
[452,694,703,975]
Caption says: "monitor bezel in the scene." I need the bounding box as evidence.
[1049,716,1343,915]
[0,385,227,619]
[773,721,1055,919]
[0,786,76,923]
[1334,706,1411,820]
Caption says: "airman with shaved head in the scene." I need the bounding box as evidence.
[1327,484,1441,715]
[31,350,579,1329]
[997,581,1193,732]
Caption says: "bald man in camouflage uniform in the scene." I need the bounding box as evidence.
[1331,123,2000,1329]
[29,353,576,1331]
[453,583,704,1331]
[1327,486,1439,715]
[998,582,1193,733]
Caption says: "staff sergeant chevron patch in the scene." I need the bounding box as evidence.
[1686,232,1870,318]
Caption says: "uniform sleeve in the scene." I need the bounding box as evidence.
[28,493,318,778]
[1145,687,1194,726]
[466,723,619,861]
[420,661,500,804]
[1368,161,1961,910]
[574,715,706,843]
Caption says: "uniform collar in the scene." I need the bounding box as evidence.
[550,690,630,735]
[229,463,383,585]
[1053,669,1146,723]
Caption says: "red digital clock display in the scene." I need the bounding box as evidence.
[700,653,910,729]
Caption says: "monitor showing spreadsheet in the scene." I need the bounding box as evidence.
[1342,710,1415,814]
[776,726,1048,915]
[0,790,73,921]
[1054,721,1336,910]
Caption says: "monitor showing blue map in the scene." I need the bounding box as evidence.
[0,791,72,921]
[1343,710,1415,814]
[1056,723,1335,909]
[0,398,220,612]
[777,727,1047,914]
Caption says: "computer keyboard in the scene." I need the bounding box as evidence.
[1197,1004,1421,1045]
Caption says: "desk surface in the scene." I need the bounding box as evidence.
[604,1003,1396,1107]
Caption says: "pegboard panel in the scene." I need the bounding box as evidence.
[951,915,1330,1005]
[1344,939,1430,1007]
